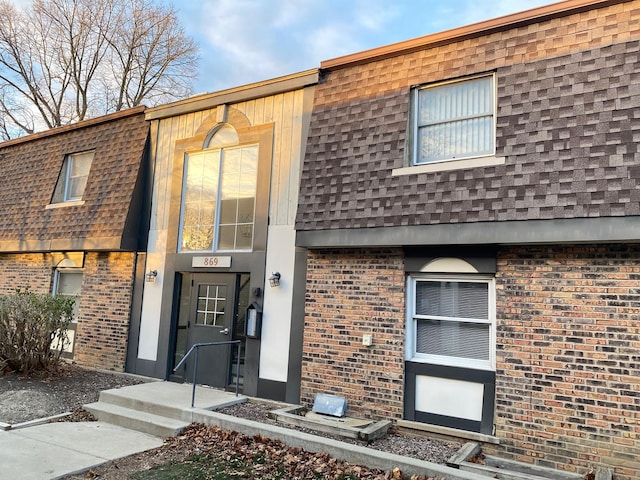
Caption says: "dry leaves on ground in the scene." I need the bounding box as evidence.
[158,423,446,480]
[70,423,447,480]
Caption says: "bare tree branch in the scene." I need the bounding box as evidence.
[0,0,199,140]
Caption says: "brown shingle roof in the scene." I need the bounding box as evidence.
[0,107,149,252]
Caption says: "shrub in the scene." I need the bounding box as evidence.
[0,289,74,375]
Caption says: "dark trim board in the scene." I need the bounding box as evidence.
[414,412,481,433]
[296,216,640,249]
[285,247,309,404]
[257,378,287,402]
[131,358,160,378]
[404,362,496,435]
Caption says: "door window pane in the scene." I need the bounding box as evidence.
[195,284,227,327]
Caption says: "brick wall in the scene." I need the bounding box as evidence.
[300,248,406,419]
[301,245,640,478]
[492,244,640,479]
[0,253,52,294]
[0,251,136,372]
[73,252,136,371]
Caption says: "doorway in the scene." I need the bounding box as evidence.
[171,273,248,388]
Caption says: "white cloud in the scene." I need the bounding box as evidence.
[353,0,402,31]
[457,0,552,26]
[183,0,556,92]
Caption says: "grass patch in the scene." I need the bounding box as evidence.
[130,453,276,480]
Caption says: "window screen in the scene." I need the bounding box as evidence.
[416,75,494,164]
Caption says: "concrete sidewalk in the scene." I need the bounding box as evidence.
[0,381,488,480]
[0,421,163,480]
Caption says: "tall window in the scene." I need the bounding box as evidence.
[52,151,94,203]
[415,75,494,164]
[180,126,258,252]
[408,276,495,370]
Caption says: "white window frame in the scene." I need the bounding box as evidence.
[406,274,496,371]
[178,143,258,253]
[413,73,496,166]
[49,150,94,206]
[63,151,94,202]
[52,269,83,322]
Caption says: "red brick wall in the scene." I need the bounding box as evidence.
[492,244,640,480]
[0,251,136,372]
[73,252,136,371]
[300,248,406,420]
[301,244,640,478]
[0,253,52,294]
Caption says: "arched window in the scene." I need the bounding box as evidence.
[179,124,258,252]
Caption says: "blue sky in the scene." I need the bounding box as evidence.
[9,0,556,94]
[177,0,554,94]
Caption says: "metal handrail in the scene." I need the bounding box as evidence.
[173,340,242,408]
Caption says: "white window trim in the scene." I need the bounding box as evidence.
[412,73,497,167]
[45,200,86,209]
[64,151,93,202]
[49,150,94,206]
[393,155,505,176]
[406,274,496,371]
[53,268,83,324]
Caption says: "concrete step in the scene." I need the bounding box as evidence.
[98,389,186,421]
[84,401,190,438]
[96,382,247,422]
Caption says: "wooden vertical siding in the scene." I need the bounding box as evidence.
[150,87,310,236]
[149,108,215,235]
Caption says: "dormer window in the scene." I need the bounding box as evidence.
[52,151,94,203]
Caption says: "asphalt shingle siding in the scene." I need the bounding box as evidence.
[296,37,640,230]
[0,109,148,247]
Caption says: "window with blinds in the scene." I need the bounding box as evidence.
[415,75,495,164]
[410,277,494,369]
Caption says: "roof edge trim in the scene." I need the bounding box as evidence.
[321,0,631,70]
[0,236,133,253]
[0,106,146,149]
[145,69,320,120]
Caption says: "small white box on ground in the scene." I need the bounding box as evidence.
[312,393,348,417]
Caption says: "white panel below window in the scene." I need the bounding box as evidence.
[415,375,484,421]
[52,329,75,354]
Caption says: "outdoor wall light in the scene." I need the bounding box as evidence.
[269,272,281,288]
[145,270,158,283]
